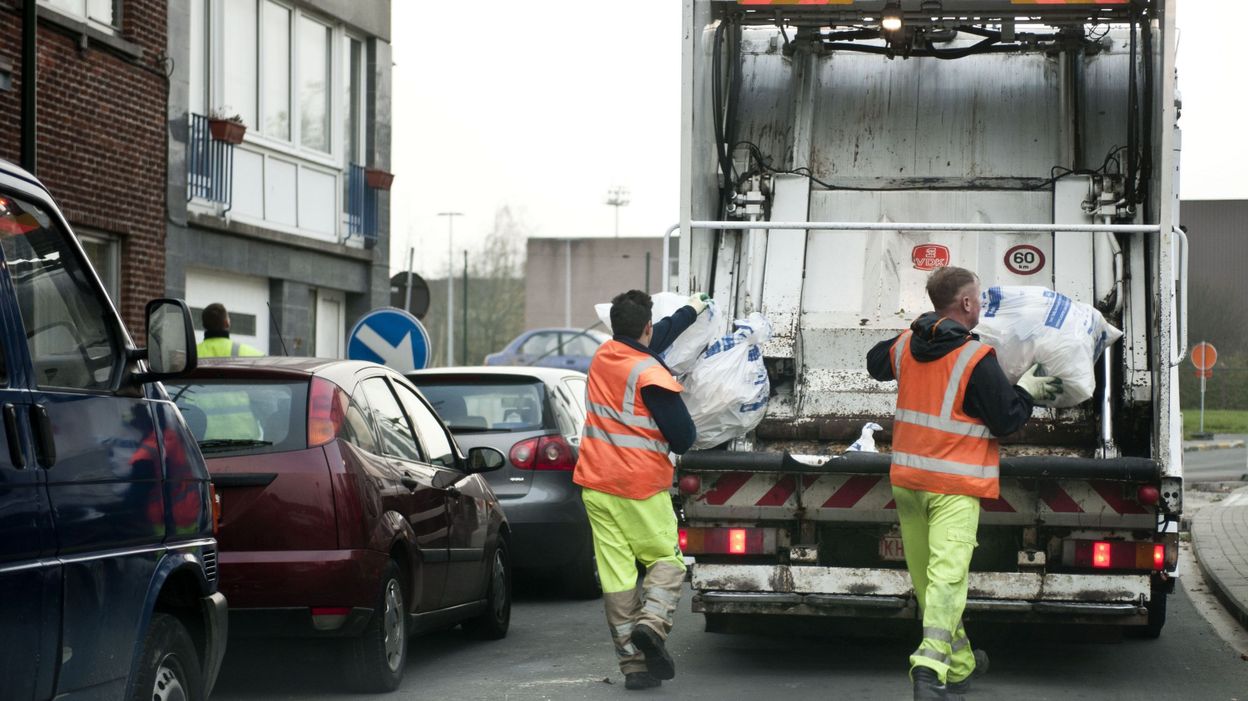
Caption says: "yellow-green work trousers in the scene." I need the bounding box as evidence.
[582,487,686,675]
[893,485,981,686]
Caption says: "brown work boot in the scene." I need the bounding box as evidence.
[629,623,675,680]
[624,672,662,690]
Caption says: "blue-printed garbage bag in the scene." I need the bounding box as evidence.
[975,286,1123,408]
[683,313,772,449]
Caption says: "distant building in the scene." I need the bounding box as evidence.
[524,237,674,332]
[165,0,393,356]
[0,0,171,339]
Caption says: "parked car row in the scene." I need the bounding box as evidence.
[0,160,596,699]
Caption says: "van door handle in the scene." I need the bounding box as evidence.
[30,405,55,468]
[400,472,420,491]
[3,403,24,468]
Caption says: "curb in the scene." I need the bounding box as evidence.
[1183,440,1246,453]
[1190,505,1248,631]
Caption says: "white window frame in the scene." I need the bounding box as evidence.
[196,0,361,241]
[77,231,121,304]
[39,0,117,33]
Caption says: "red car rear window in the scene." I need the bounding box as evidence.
[168,380,309,456]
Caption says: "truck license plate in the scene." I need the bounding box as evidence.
[879,534,906,562]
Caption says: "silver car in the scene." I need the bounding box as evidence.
[408,366,597,598]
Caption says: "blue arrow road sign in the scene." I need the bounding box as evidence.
[347,307,431,373]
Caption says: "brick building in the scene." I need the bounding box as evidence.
[0,0,170,338]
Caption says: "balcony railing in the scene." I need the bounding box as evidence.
[346,163,378,246]
[187,114,235,208]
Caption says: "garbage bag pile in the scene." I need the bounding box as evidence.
[593,294,773,449]
[974,286,1123,408]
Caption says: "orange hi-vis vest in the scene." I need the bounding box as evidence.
[888,329,1001,499]
[574,339,683,500]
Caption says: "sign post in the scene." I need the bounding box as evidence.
[1191,341,1218,439]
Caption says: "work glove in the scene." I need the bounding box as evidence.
[1016,364,1063,402]
[688,292,711,315]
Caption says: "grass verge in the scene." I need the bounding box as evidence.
[1183,409,1248,439]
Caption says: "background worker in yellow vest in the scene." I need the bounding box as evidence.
[574,289,707,691]
[196,303,263,358]
[195,303,263,440]
[867,266,1062,701]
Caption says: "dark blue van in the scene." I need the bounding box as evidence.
[0,160,226,700]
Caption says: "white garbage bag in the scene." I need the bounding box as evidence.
[974,286,1123,408]
[846,422,883,453]
[594,292,721,377]
[683,313,772,450]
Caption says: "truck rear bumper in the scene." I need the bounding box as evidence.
[691,564,1150,625]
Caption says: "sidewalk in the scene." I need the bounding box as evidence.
[1190,485,1248,629]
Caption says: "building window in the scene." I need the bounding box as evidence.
[222,0,258,129]
[261,0,291,140]
[41,0,116,30]
[299,16,332,152]
[78,232,121,304]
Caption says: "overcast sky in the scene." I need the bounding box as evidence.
[389,2,1246,278]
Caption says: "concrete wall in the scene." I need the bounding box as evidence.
[524,237,671,331]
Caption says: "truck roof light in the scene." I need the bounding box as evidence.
[882,3,903,31]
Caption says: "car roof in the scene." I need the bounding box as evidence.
[409,365,586,383]
[180,356,408,389]
[520,327,608,338]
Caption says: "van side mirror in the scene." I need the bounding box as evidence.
[135,299,198,381]
[466,446,506,473]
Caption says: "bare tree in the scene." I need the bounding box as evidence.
[422,207,528,367]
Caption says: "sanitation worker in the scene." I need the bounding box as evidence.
[195,303,263,441]
[574,289,708,691]
[866,266,1062,701]
[196,303,263,358]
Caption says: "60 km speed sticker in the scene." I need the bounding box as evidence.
[1004,244,1046,275]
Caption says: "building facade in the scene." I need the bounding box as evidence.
[0,0,170,339]
[524,237,673,332]
[166,0,392,356]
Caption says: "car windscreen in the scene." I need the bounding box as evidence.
[166,380,309,456]
[413,379,549,433]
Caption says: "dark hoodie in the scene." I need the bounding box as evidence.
[866,311,1034,438]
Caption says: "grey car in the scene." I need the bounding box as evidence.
[408,366,597,597]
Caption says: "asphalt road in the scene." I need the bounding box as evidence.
[212,579,1248,700]
[1185,445,1248,483]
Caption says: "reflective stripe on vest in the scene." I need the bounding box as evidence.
[892,330,911,381]
[890,335,999,498]
[584,424,669,453]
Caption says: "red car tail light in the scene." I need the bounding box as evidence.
[307,378,347,447]
[209,482,221,535]
[511,435,575,471]
[510,438,538,469]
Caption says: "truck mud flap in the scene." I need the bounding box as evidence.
[691,564,1149,624]
[679,450,1161,481]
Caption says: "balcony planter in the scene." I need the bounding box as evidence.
[208,119,247,145]
[365,168,395,190]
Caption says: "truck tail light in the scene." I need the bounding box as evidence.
[1067,539,1171,571]
[680,527,769,555]
[307,378,348,447]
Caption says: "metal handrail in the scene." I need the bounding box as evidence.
[1171,226,1189,367]
[345,163,377,245]
[186,114,234,209]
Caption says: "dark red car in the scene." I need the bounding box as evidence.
[167,358,511,693]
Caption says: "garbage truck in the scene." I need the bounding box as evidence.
[670,0,1186,638]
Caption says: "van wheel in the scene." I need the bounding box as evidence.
[131,613,204,701]
[464,539,511,640]
[345,561,407,692]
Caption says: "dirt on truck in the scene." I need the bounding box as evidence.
[672,0,1186,638]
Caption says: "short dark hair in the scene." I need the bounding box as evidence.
[202,303,229,333]
[610,290,652,339]
[926,266,978,311]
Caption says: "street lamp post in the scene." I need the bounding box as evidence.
[605,186,630,238]
[437,212,463,366]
